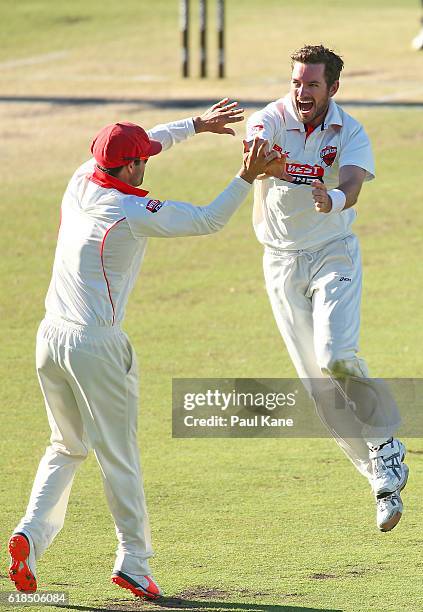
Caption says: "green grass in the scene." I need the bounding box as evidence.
[0,1,423,611]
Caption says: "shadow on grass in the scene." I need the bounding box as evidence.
[55,597,343,612]
[0,95,422,109]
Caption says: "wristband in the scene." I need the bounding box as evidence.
[327,189,346,213]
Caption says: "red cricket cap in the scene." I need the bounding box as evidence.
[91,122,162,169]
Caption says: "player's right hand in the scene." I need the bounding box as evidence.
[257,153,293,182]
[239,137,278,184]
[242,139,292,182]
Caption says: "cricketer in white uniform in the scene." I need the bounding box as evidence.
[8,100,276,598]
[245,46,408,532]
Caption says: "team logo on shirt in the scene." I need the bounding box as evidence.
[320,145,337,167]
[146,199,163,213]
[285,162,324,185]
[251,124,264,134]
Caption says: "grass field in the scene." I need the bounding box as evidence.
[0,1,422,611]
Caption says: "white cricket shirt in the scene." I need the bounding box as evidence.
[45,119,251,327]
[246,95,375,251]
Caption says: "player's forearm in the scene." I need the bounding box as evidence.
[147,118,196,151]
[200,176,252,232]
[313,178,363,214]
[126,177,251,239]
[331,179,363,211]
[331,165,367,211]
[146,176,252,237]
[161,175,252,236]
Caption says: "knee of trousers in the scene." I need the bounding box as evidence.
[318,355,369,378]
[48,441,89,462]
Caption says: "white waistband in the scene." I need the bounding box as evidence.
[264,233,353,257]
[43,316,122,337]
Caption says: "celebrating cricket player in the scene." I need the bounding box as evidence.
[7,100,277,598]
[245,45,408,532]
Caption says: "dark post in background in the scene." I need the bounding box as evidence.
[199,0,207,77]
[181,0,190,78]
[217,0,225,78]
[180,0,225,79]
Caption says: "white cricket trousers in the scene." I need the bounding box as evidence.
[263,234,400,478]
[15,317,153,575]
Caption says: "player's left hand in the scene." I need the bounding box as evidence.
[193,98,244,136]
[311,180,332,213]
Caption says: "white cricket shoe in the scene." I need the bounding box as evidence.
[377,491,403,532]
[369,438,406,498]
[376,463,409,532]
[411,28,423,50]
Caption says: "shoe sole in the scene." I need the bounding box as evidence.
[8,535,37,593]
[111,574,161,600]
[378,465,409,533]
[379,510,402,533]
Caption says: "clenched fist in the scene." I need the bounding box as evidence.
[311,180,332,213]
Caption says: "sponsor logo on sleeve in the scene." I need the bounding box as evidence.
[286,162,324,185]
[320,145,337,167]
[146,199,163,213]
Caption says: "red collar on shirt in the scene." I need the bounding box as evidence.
[305,121,325,140]
[305,123,316,139]
[89,165,149,197]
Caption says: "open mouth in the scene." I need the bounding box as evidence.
[297,100,314,113]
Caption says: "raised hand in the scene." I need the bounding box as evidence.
[193,98,244,136]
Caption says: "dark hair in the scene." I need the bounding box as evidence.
[291,45,344,87]
[97,159,141,178]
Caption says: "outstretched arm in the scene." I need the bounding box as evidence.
[148,99,244,151]
[123,137,278,238]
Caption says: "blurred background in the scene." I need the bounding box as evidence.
[0,2,422,611]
